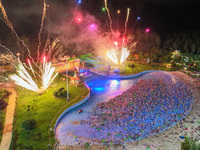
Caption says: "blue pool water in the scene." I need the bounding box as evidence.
[55,71,193,146]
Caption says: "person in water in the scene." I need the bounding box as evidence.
[79,109,83,113]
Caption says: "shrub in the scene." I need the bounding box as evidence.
[58,87,64,92]
[128,63,136,68]
[0,99,8,110]
[53,91,58,97]
[0,88,10,100]
[22,119,36,130]
[0,122,3,130]
[188,66,196,71]
[85,142,90,149]
[196,65,200,71]
[68,71,75,76]
[62,90,67,98]
[57,92,62,97]
[181,139,200,150]
[53,87,67,98]
[27,105,30,111]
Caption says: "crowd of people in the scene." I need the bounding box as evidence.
[80,72,193,145]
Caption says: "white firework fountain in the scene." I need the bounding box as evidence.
[106,39,130,65]
[10,56,58,94]
[106,47,130,65]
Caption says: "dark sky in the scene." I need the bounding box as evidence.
[81,0,200,36]
[139,0,200,35]
[0,0,200,39]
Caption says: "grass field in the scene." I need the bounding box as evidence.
[11,74,89,150]
[9,62,171,149]
[97,61,172,75]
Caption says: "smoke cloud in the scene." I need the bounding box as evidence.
[0,0,131,59]
[49,3,123,58]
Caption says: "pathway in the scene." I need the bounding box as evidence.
[0,84,17,150]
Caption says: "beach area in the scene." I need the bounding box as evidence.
[56,71,200,150]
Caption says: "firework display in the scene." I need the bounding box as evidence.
[0,0,150,92]
[10,57,58,93]
[103,1,149,65]
[0,0,59,93]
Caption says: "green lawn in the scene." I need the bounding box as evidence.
[9,62,171,149]
[119,62,172,75]
[97,61,172,75]
[11,74,89,150]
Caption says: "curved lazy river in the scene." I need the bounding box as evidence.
[55,71,193,146]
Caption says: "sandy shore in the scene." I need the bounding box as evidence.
[56,71,200,150]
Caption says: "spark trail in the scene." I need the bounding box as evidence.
[71,33,88,55]
[106,49,118,65]
[65,2,81,40]
[0,43,17,59]
[120,47,129,64]
[122,8,130,38]
[62,1,81,52]
[0,2,21,50]
[103,7,109,32]
[131,17,140,34]
[42,61,58,91]
[104,0,113,33]
[106,47,130,65]
[0,0,13,30]
[27,59,36,78]
[37,0,47,63]
[49,38,63,60]
[0,2,34,63]
[43,4,51,56]
[10,63,40,92]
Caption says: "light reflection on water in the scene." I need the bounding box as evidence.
[56,74,139,145]
[55,72,192,146]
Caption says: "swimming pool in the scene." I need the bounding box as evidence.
[55,71,193,146]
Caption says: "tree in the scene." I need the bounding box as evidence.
[183,40,189,52]
[160,54,172,63]
[190,43,196,54]
[148,48,159,62]
[129,29,161,54]
[129,29,163,62]
[0,100,8,110]
[197,47,200,55]
[22,119,36,130]
[138,52,144,61]
[181,139,200,150]
[172,42,178,50]
[163,29,200,54]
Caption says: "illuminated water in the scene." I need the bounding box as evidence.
[55,71,193,146]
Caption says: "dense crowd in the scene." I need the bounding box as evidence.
[81,73,193,145]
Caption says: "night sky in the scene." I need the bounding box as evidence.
[0,0,200,38]
[81,0,200,36]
